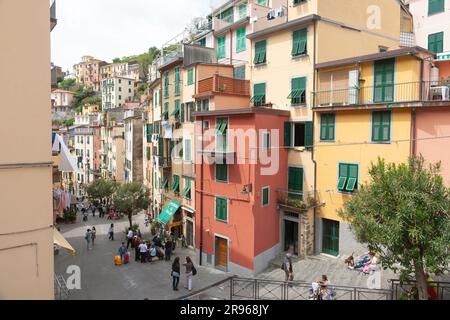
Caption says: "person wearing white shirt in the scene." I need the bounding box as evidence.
[138,242,148,263]
[126,228,134,249]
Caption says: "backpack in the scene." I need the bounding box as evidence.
[192,265,197,276]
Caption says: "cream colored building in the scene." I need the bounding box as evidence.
[0,0,55,299]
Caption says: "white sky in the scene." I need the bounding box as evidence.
[51,0,225,72]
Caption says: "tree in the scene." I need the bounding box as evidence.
[86,178,118,208]
[112,57,121,63]
[70,86,97,110]
[58,78,76,91]
[338,156,450,300]
[113,182,150,228]
[61,118,74,128]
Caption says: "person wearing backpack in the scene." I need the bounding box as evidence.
[183,256,195,291]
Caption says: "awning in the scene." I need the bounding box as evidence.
[157,200,181,225]
[53,228,76,256]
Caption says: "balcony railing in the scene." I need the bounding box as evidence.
[152,156,171,168]
[198,75,250,96]
[276,189,319,212]
[313,81,450,108]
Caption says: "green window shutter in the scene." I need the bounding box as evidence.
[338,164,348,191]
[146,124,153,142]
[304,121,313,150]
[429,0,445,15]
[182,178,192,200]
[292,29,307,57]
[215,197,227,221]
[338,163,359,192]
[374,58,395,103]
[288,77,306,104]
[288,167,303,200]
[236,27,246,52]
[158,137,163,157]
[172,100,180,118]
[164,71,169,97]
[163,102,169,120]
[181,103,185,123]
[284,122,292,147]
[262,187,269,206]
[320,113,335,141]
[218,36,226,59]
[428,32,444,54]
[197,100,202,112]
[189,102,195,122]
[254,40,267,65]
[216,164,228,182]
[372,111,391,142]
[171,175,180,193]
[257,0,268,6]
[187,68,194,85]
[203,99,209,111]
[251,83,266,106]
[174,67,180,96]
[185,139,191,161]
[239,3,247,19]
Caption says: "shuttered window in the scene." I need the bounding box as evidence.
[262,187,270,207]
[171,175,180,193]
[164,71,169,97]
[174,67,180,96]
[187,68,194,85]
[428,32,444,54]
[288,77,306,105]
[373,58,395,103]
[429,0,445,15]
[218,36,226,59]
[254,40,267,65]
[251,83,266,106]
[320,113,335,141]
[182,178,192,200]
[338,163,359,192]
[288,167,303,200]
[292,29,307,57]
[236,27,246,52]
[189,102,195,122]
[215,197,228,222]
[372,111,391,142]
[216,164,228,182]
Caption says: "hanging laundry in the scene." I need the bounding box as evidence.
[267,10,275,20]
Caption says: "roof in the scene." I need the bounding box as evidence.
[194,107,291,117]
[247,14,319,40]
[315,46,435,69]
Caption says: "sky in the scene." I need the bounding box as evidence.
[51,0,225,72]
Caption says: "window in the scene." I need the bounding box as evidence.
[234,66,245,80]
[292,29,307,57]
[338,163,359,193]
[216,164,228,182]
[171,175,180,193]
[181,103,185,123]
[171,100,180,120]
[262,186,270,207]
[218,36,226,59]
[161,175,168,189]
[262,132,270,151]
[184,139,191,162]
[146,124,153,142]
[288,167,303,200]
[164,71,169,97]
[254,40,267,65]
[372,111,391,143]
[199,38,206,47]
[128,88,132,93]
[182,178,192,200]
[118,95,122,100]
[174,67,180,96]
[215,197,228,222]
[236,27,246,52]
[429,0,445,15]
[187,68,194,85]
[218,7,234,23]
[288,77,306,105]
[162,102,169,120]
[119,87,122,92]
[373,58,395,103]
[189,102,195,122]
[428,32,444,54]
[202,99,209,111]
[239,3,247,19]
[284,121,313,150]
[257,0,268,6]
[293,0,307,5]
[251,83,266,106]
[215,117,228,153]
[320,113,335,141]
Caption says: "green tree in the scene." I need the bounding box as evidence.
[57,78,76,90]
[338,156,450,300]
[61,118,75,128]
[86,178,118,209]
[70,86,97,110]
[113,182,150,228]
[112,57,121,63]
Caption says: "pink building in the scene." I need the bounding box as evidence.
[74,56,107,91]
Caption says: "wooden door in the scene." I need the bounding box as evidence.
[216,237,228,269]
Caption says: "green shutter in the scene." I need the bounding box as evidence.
[262,187,269,206]
[288,167,303,200]
[218,36,226,59]
[372,111,391,142]
[190,102,195,122]
[239,3,247,19]
[181,103,185,123]
[284,122,292,147]
[374,58,395,103]
[428,32,444,54]
[197,100,202,112]
[187,68,194,85]
[158,138,163,157]
[185,139,191,161]
[164,71,169,97]
[288,77,306,104]
[216,164,228,182]
[320,114,335,141]
[429,0,445,15]
[292,29,307,57]
[236,27,246,52]
[251,83,266,106]
[171,175,180,193]
[254,40,267,65]
[174,67,180,96]
[215,197,227,221]
[338,163,359,192]
[304,121,313,150]
[182,178,192,200]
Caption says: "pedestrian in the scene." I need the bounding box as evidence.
[126,228,134,249]
[139,241,148,263]
[134,237,141,262]
[98,206,104,218]
[165,238,173,261]
[118,242,127,264]
[171,257,181,291]
[91,227,97,246]
[85,228,93,250]
[183,256,194,291]
[283,252,294,283]
[108,223,114,240]
[92,204,96,217]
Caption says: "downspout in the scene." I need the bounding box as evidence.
[311,19,318,255]
[412,59,424,157]
[199,114,204,266]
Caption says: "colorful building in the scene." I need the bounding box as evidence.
[101,76,136,110]
[124,108,144,182]
[73,55,107,91]
[51,89,74,112]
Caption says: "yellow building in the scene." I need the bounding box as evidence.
[246,0,412,257]
[0,0,56,299]
[313,47,434,256]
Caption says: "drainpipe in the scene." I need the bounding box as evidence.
[199,115,204,266]
[311,19,318,255]
[412,59,424,157]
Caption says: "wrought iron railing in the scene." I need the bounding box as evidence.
[313,80,450,108]
[276,189,319,211]
[54,273,69,300]
[390,279,450,300]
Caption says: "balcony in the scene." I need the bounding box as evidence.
[276,189,319,213]
[313,81,450,108]
[197,75,250,97]
[50,1,57,31]
[152,156,171,169]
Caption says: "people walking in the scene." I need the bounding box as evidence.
[108,223,114,240]
[134,237,141,262]
[183,256,194,291]
[171,257,181,291]
[126,228,134,249]
[91,227,97,246]
[118,242,127,264]
[165,238,173,261]
[283,252,294,284]
[138,241,148,263]
[85,228,93,250]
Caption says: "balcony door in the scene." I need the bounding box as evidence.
[374,58,395,103]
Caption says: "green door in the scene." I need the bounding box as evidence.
[288,167,303,200]
[322,219,339,256]
[374,58,395,103]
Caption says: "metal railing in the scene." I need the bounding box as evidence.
[54,273,69,300]
[390,279,450,300]
[276,189,319,212]
[313,80,450,108]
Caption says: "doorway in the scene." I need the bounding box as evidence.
[284,220,298,255]
[322,219,339,256]
[215,236,228,270]
[186,219,194,247]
